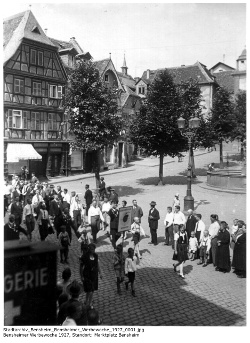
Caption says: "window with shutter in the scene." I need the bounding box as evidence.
[31,49,37,64]
[8,109,13,128]
[23,111,28,129]
[38,51,43,66]
[57,86,63,99]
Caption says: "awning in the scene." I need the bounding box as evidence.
[7,143,42,163]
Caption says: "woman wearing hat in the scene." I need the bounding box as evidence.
[148,201,160,246]
[80,243,103,308]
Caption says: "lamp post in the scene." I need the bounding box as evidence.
[177,115,200,211]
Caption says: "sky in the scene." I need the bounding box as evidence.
[2,2,247,78]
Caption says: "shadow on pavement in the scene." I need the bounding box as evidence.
[112,185,144,197]
[179,167,208,177]
[194,199,211,211]
[137,175,203,186]
[94,251,245,326]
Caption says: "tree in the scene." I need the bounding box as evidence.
[64,60,123,189]
[130,69,185,185]
[231,90,246,160]
[210,87,235,168]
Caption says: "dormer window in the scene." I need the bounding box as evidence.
[105,74,109,82]
[32,26,41,34]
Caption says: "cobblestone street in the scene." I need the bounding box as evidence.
[29,150,246,326]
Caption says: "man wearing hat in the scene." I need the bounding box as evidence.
[98,177,106,198]
[148,201,160,246]
[57,280,87,325]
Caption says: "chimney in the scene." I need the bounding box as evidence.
[44,28,48,35]
[70,37,76,40]
[109,53,111,60]
[146,69,150,79]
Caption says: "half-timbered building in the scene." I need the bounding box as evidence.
[3,10,68,178]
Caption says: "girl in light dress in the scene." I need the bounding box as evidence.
[130,217,145,259]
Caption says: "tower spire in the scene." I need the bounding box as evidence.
[121,54,128,76]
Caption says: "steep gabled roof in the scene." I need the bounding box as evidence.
[94,58,110,76]
[209,61,235,72]
[94,58,124,91]
[3,10,56,65]
[141,61,216,86]
[213,71,234,93]
[117,71,136,90]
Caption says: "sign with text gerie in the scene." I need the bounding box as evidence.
[118,206,133,232]
[4,241,58,325]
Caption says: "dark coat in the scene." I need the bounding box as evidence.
[131,206,143,223]
[99,181,106,195]
[4,223,27,241]
[11,202,23,218]
[85,189,93,205]
[216,229,231,270]
[108,208,119,229]
[148,208,160,230]
[186,215,197,239]
[232,233,246,272]
[49,200,61,217]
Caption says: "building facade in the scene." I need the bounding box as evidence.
[3,10,68,178]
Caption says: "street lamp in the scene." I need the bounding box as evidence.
[177,115,200,211]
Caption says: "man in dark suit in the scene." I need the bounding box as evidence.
[131,199,143,223]
[186,209,197,241]
[98,177,106,198]
[4,214,28,241]
[148,201,160,246]
[84,185,93,216]
[11,196,23,226]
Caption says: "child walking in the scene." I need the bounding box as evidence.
[113,244,125,295]
[197,230,211,267]
[58,225,71,264]
[188,231,198,261]
[125,248,140,297]
[130,217,145,259]
[173,225,189,279]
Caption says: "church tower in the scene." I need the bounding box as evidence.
[121,54,128,76]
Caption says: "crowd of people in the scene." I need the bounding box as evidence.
[4,174,246,326]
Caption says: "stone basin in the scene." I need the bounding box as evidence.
[207,169,246,192]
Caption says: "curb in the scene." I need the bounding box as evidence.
[198,183,246,195]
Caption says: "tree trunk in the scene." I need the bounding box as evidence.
[158,153,164,185]
[219,141,224,169]
[240,139,244,161]
[94,149,100,191]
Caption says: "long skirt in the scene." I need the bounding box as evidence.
[91,215,100,242]
[39,219,49,241]
[216,244,231,271]
[232,243,246,272]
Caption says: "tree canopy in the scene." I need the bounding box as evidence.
[64,60,123,151]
